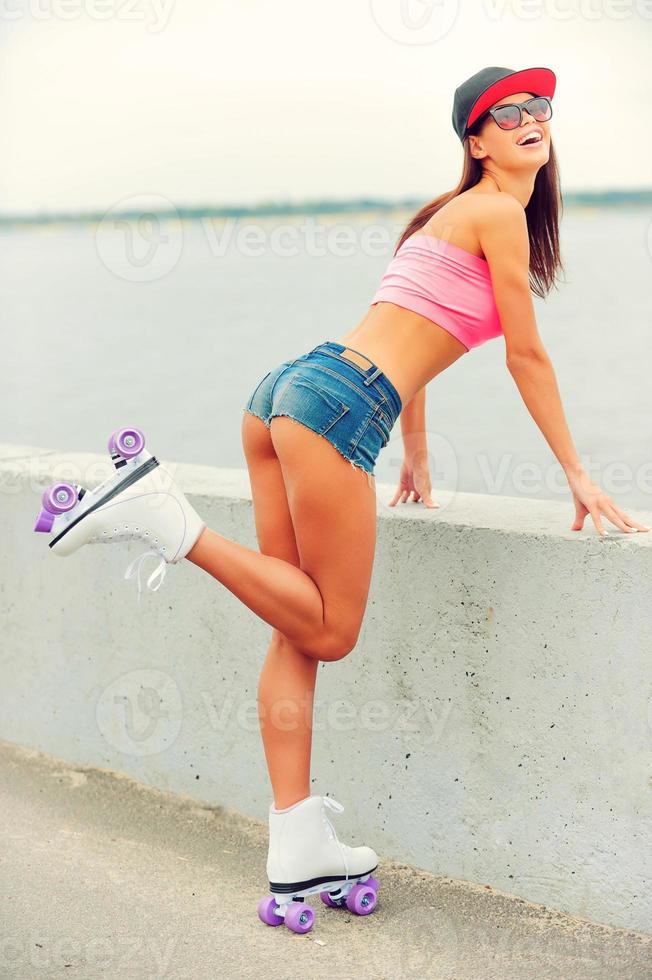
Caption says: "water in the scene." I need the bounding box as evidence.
[3,206,651,513]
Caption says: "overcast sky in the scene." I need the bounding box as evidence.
[1,0,650,214]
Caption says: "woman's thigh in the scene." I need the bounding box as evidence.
[241,407,375,658]
[268,414,377,655]
[241,408,301,569]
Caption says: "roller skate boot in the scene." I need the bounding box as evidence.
[33,426,206,598]
[257,794,380,935]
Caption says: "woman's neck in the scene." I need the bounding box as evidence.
[478,169,536,208]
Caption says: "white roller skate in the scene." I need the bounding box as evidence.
[33,426,206,599]
[257,794,380,935]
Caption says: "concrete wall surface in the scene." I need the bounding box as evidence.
[1,442,651,934]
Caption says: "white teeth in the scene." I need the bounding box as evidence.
[517,130,542,146]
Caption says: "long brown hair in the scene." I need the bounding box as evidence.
[394,124,565,299]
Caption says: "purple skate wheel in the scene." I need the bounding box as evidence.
[364,875,380,893]
[34,509,55,533]
[284,901,314,934]
[257,895,284,926]
[108,427,145,459]
[345,882,377,916]
[41,482,79,515]
[320,890,341,908]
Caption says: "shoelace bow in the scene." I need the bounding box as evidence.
[124,550,167,601]
[322,796,350,880]
[89,528,167,601]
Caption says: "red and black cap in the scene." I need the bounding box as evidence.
[452,66,556,142]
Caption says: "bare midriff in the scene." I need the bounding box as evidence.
[334,302,468,408]
[331,196,501,407]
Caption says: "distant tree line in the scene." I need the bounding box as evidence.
[1,190,651,226]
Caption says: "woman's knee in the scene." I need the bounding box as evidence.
[272,624,359,664]
[312,625,360,663]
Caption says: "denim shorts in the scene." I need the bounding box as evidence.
[243,340,403,483]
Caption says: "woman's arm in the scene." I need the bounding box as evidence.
[478,196,582,471]
[479,195,647,536]
[400,385,428,463]
[388,385,438,507]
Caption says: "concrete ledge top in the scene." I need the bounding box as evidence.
[4,442,651,544]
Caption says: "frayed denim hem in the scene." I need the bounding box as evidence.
[242,407,375,490]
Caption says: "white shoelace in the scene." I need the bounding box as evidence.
[322,796,350,880]
[124,550,167,600]
[88,527,167,602]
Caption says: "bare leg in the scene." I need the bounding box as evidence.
[186,527,327,656]
[186,412,377,662]
[235,409,377,805]
[258,633,318,809]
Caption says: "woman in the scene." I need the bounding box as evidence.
[35,64,648,935]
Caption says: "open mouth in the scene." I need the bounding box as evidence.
[516,128,544,147]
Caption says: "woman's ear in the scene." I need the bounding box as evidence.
[468,135,486,160]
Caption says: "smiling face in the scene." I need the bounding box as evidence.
[468,91,551,171]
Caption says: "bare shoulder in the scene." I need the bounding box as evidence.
[474,193,530,273]
[424,191,526,258]
[472,192,527,234]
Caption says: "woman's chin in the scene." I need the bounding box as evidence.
[509,146,549,169]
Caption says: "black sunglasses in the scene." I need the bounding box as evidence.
[473,96,553,133]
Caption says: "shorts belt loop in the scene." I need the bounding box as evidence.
[364,367,382,386]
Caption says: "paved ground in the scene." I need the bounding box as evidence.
[0,740,650,980]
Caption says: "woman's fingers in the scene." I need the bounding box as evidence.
[388,462,441,508]
[600,500,649,534]
[417,485,439,508]
[589,506,608,536]
[387,486,405,506]
[390,487,410,505]
[423,496,440,508]
[570,495,587,531]
[388,484,440,507]
[590,497,650,535]
[600,501,636,533]
[607,502,649,532]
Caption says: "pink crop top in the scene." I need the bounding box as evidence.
[369,233,503,351]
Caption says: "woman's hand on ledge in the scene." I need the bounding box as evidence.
[387,454,439,508]
[567,468,650,537]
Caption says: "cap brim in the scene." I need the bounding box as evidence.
[466,67,556,132]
